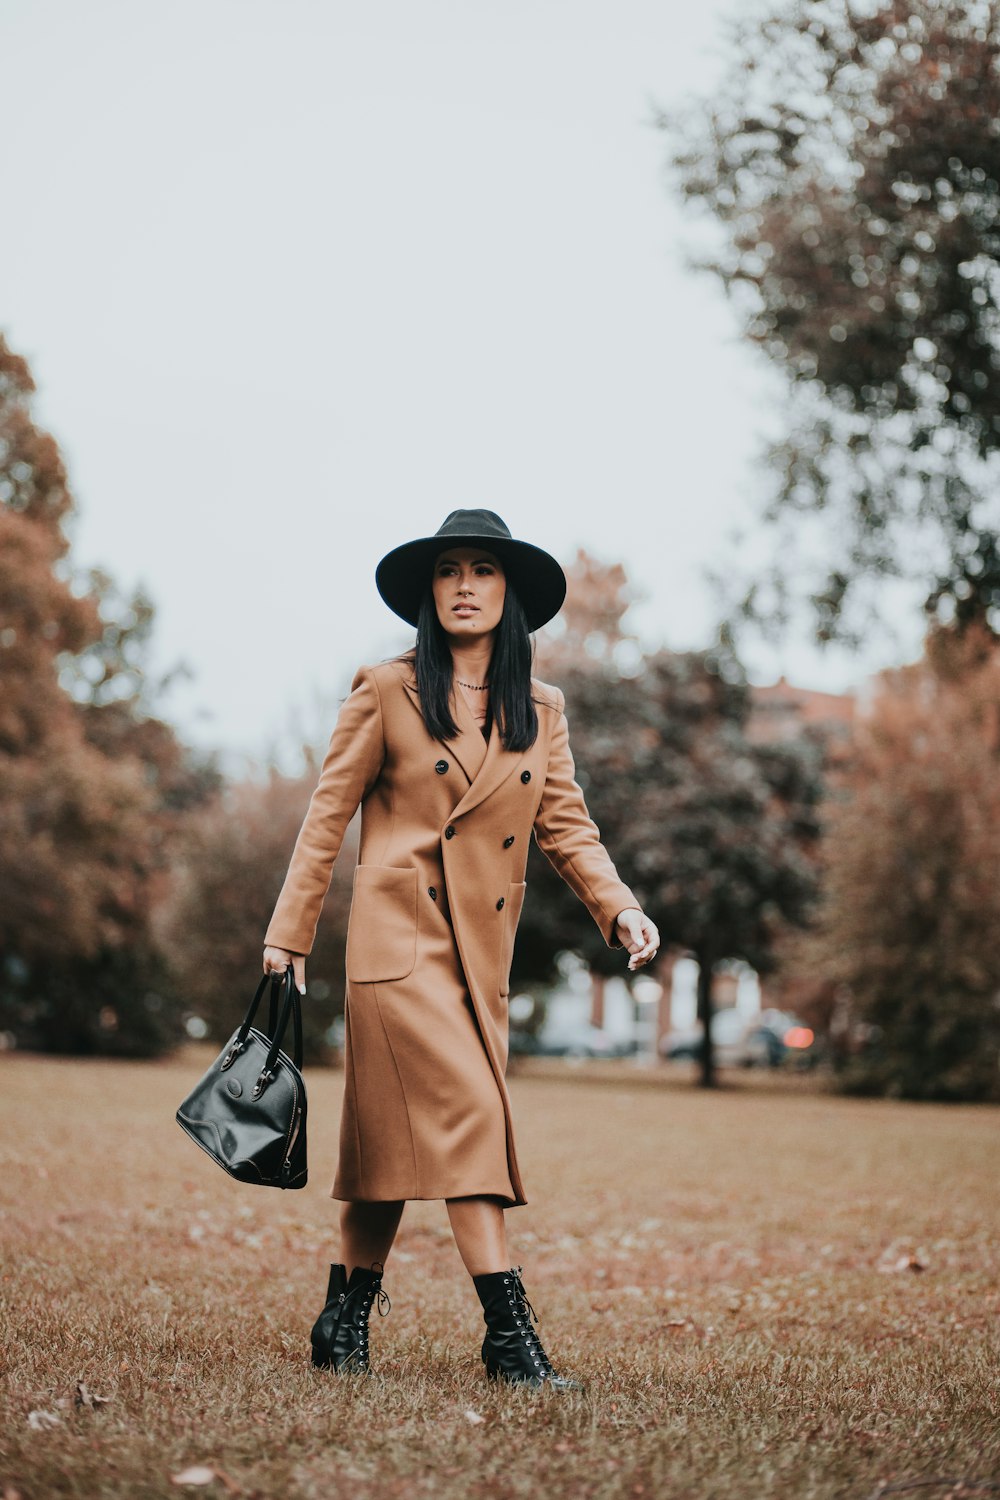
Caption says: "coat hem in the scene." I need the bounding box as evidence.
[329,1186,526,1208]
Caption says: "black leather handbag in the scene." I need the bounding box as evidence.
[176,968,308,1189]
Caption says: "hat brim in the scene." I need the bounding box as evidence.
[375,532,567,633]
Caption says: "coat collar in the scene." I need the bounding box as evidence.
[397,662,527,816]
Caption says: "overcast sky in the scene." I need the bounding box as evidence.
[2,0,925,767]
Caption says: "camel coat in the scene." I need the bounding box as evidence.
[264,652,638,1207]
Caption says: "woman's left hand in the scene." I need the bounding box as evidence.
[615,908,660,970]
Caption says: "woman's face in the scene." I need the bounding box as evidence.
[432,547,507,641]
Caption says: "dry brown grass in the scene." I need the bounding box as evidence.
[2,1049,998,1500]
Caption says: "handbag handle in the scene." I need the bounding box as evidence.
[221,968,303,1084]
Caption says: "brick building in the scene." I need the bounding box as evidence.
[745,674,857,748]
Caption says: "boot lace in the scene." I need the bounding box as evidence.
[508,1266,555,1377]
[341,1264,391,1362]
[366,1259,392,1318]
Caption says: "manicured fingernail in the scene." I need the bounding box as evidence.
[298,984,306,994]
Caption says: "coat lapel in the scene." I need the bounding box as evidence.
[449,710,527,819]
[397,664,525,809]
[399,670,487,785]
[445,680,489,785]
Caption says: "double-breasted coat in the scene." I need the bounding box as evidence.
[264,651,638,1207]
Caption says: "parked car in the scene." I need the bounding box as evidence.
[757,1009,820,1068]
[510,1022,632,1059]
[659,1009,819,1069]
[660,1009,773,1067]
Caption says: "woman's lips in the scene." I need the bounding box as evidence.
[452,605,479,614]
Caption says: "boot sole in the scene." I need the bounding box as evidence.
[485,1365,582,1391]
[311,1348,368,1374]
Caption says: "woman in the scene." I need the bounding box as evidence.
[262,509,659,1390]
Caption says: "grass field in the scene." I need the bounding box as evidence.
[2,1050,999,1500]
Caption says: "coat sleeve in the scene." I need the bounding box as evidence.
[532,688,640,947]
[264,665,385,956]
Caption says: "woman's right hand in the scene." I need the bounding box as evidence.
[263,945,307,994]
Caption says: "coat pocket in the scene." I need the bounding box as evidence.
[498,881,527,998]
[346,865,418,983]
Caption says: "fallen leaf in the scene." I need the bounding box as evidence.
[883,1253,927,1273]
[74,1381,111,1410]
[464,1409,485,1425]
[27,1409,62,1431]
[877,1244,929,1274]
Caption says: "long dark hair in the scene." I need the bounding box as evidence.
[413,580,539,752]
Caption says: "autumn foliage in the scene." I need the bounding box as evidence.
[0,335,219,1054]
[161,768,357,1063]
[798,621,1000,1099]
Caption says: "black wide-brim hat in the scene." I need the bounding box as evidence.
[375,509,567,633]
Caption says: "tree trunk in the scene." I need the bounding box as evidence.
[655,951,675,1061]
[695,952,716,1089]
[589,971,606,1031]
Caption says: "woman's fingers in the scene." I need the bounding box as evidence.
[262,945,286,976]
[626,915,660,970]
[262,945,308,994]
[616,909,660,969]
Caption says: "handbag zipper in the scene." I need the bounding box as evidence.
[281,1082,303,1182]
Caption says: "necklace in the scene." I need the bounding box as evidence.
[457,679,489,691]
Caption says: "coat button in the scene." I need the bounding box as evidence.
[503,835,515,848]
[496,897,505,910]
[444,824,456,839]
[428,886,437,900]
[521,770,531,783]
[435,759,449,774]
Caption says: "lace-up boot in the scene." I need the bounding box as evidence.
[472,1266,583,1390]
[310,1262,390,1373]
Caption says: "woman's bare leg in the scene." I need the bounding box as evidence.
[339,1200,405,1275]
[446,1195,510,1276]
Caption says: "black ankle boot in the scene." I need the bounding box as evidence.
[310,1262,390,1373]
[472,1266,583,1391]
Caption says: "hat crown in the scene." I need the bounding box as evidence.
[435,509,512,542]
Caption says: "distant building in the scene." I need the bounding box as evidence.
[746,674,857,749]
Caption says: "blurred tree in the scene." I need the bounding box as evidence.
[799,620,1000,1100]
[668,0,1000,644]
[162,764,356,1065]
[525,554,824,1085]
[536,547,642,675]
[0,334,220,1054]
